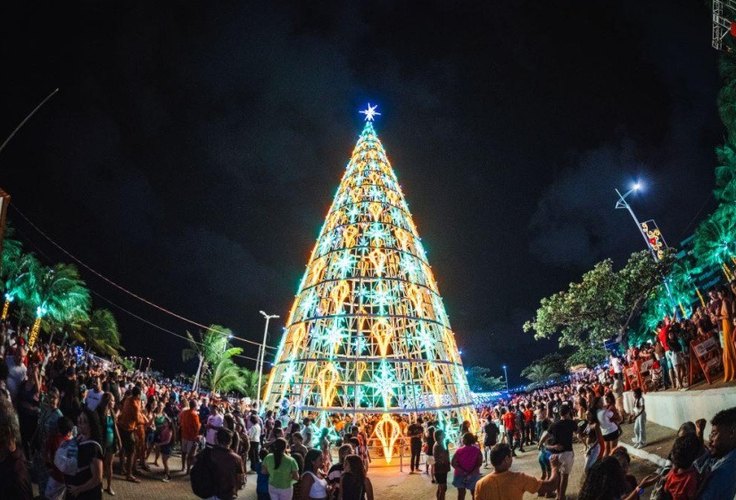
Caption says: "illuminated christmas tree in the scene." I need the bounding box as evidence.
[263,105,477,460]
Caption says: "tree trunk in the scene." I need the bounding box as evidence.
[1,299,10,321]
[193,356,204,393]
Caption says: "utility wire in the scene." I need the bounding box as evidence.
[10,204,277,350]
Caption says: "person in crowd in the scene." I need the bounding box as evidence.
[664,433,701,500]
[158,417,173,482]
[319,427,332,473]
[474,443,559,500]
[302,417,315,448]
[595,395,620,457]
[85,377,104,411]
[718,286,736,381]
[262,437,299,500]
[482,415,499,468]
[65,407,104,500]
[339,454,373,500]
[34,387,63,495]
[694,406,736,499]
[631,387,646,448]
[207,427,247,500]
[117,386,146,482]
[327,443,353,499]
[501,407,518,457]
[248,413,262,471]
[425,424,436,478]
[17,361,40,460]
[299,448,330,500]
[206,404,224,447]
[451,432,482,500]
[577,457,656,500]
[0,395,33,499]
[97,392,120,495]
[610,447,637,493]
[46,416,73,500]
[537,419,552,482]
[579,409,602,472]
[408,416,423,473]
[542,404,577,500]
[433,428,451,500]
[179,399,201,475]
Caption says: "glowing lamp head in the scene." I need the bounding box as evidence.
[632,181,642,192]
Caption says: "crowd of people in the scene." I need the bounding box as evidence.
[1,311,736,500]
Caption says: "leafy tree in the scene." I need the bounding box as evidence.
[692,204,736,277]
[182,324,234,392]
[521,353,567,384]
[82,308,122,356]
[207,347,249,394]
[1,252,40,321]
[465,366,505,392]
[27,263,90,347]
[524,250,674,364]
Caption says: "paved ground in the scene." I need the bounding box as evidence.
[68,441,658,500]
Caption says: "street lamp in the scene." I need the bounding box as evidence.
[614,182,657,260]
[502,364,509,392]
[257,310,279,411]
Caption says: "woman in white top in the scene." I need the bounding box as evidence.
[299,449,330,500]
[595,394,622,457]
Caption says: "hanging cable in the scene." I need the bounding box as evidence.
[10,204,277,349]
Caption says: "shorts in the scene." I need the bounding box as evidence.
[181,439,197,454]
[160,444,172,456]
[426,455,435,465]
[666,350,682,367]
[602,430,619,442]
[452,473,480,491]
[120,430,136,454]
[434,472,448,485]
[552,451,574,475]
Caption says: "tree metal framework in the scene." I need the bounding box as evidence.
[262,112,477,460]
[713,0,736,51]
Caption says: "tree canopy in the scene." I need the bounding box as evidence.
[464,366,505,392]
[524,250,674,365]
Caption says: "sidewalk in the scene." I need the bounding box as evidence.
[619,419,675,468]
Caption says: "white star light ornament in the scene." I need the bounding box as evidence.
[360,103,381,122]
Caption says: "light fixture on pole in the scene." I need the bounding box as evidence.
[614,182,658,261]
[257,310,279,411]
[502,364,509,392]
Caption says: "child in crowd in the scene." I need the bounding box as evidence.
[255,447,270,500]
[664,434,701,500]
[158,418,173,482]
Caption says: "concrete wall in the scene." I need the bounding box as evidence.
[643,387,736,437]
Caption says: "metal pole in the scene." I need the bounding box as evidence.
[257,311,279,411]
[502,365,509,392]
[615,189,657,261]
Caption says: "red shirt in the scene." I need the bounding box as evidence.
[502,412,515,431]
[523,409,534,423]
[665,468,699,500]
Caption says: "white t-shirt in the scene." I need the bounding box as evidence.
[247,423,261,443]
[206,414,224,445]
[85,389,104,410]
[597,408,618,436]
[611,357,623,374]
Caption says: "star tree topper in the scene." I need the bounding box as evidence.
[360,103,381,122]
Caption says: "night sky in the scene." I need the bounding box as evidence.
[0,1,724,383]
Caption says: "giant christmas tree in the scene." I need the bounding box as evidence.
[263,106,477,459]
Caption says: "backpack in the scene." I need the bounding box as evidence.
[190,447,216,498]
[53,438,102,476]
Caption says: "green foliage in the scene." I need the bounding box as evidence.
[692,204,736,270]
[566,345,608,368]
[207,347,250,395]
[524,250,674,360]
[521,353,567,383]
[83,309,122,356]
[115,356,136,372]
[465,366,505,392]
[31,263,91,329]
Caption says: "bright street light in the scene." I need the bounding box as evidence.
[257,310,279,411]
[502,364,509,393]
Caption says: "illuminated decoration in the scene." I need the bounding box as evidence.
[641,220,668,262]
[263,105,477,460]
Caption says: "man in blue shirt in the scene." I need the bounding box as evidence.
[695,407,736,500]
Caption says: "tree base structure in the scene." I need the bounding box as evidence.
[262,111,477,461]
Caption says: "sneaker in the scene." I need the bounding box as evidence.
[631,438,638,444]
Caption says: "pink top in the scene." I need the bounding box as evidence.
[454,445,481,475]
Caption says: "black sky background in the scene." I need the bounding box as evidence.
[0,1,724,384]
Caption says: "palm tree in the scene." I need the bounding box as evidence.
[1,252,41,321]
[207,347,248,394]
[28,263,90,348]
[693,205,736,278]
[82,308,122,356]
[521,364,561,385]
[182,324,233,392]
[241,367,260,399]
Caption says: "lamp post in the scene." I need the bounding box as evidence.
[614,182,658,262]
[257,311,279,411]
[502,365,509,392]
